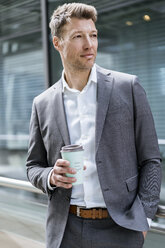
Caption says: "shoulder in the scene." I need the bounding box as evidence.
[33,79,61,106]
[96,65,146,102]
[96,64,136,83]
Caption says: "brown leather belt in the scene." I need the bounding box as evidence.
[69,205,109,219]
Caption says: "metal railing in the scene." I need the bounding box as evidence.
[0,176,42,194]
[0,175,165,235]
[156,205,165,218]
[0,176,165,217]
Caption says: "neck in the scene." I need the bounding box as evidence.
[64,67,92,91]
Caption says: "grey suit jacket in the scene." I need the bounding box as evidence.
[26,65,162,248]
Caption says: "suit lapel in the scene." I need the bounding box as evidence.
[53,80,70,146]
[95,67,114,153]
[52,66,114,152]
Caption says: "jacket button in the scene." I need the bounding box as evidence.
[97,160,101,163]
[98,161,102,166]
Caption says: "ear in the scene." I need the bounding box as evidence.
[53,36,61,51]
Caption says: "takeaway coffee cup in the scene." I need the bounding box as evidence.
[61,144,84,185]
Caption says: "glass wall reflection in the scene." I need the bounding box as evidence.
[0,0,164,245]
[0,0,45,180]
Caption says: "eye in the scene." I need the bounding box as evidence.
[73,35,82,39]
[91,33,97,38]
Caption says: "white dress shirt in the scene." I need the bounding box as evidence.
[62,64,106,208]
[47,64,151,225]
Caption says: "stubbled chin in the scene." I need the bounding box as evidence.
[68,59,95,71]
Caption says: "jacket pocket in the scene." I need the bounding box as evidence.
[126,174,139,192]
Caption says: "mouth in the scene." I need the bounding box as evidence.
[81,54,94,59]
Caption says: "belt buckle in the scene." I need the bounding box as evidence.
[77,206,84,217]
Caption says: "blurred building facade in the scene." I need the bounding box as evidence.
[0,0,165,246]
[0,0,165,198]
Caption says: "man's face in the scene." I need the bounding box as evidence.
[54,18,98,71]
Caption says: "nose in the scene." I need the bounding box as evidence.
[83,35,92,49]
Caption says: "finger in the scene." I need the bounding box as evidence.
[55,159,70,167]
[83,165,87,170]
[54,166,77,175]
[57,175,77,184]
[142,231,147,239]
[56,181,73,189]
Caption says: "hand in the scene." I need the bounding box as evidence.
[50,159,76,189]
[142,231,147,239]
[50,159,86,189]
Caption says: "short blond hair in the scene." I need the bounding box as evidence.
[49,3,97,38]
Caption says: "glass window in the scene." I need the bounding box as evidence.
[0,0,46,180]
[96,1,165,140]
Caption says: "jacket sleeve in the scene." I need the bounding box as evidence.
[132,76,162,219]
[26,99,53,195]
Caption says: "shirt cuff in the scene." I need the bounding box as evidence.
[47,168,56,190]
[147,218,152,227]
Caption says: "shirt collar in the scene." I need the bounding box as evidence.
[62,64,97,93]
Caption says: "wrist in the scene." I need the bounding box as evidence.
[47,169,56,190]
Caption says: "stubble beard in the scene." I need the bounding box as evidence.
[69,57,96,73]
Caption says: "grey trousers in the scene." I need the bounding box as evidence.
[60,213,144,248]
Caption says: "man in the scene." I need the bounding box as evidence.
[26,3,162,248]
